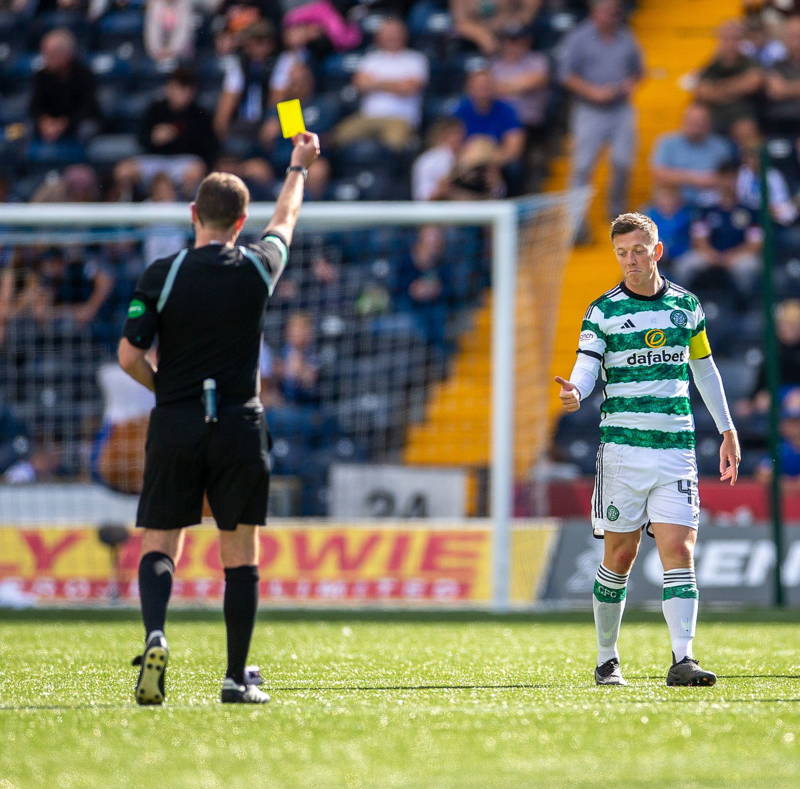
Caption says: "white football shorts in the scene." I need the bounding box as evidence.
[590,443,700,536]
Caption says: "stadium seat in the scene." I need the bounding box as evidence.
[408,1,449,37]
[300,93,343,134]
[715,359,757,403]
[766,137,800,192]
[26,138,87,166]
[0,91,29,125]
[86,134,142,165]
[97,88,154,131]
[319,52,363,92]
[0,11,22,42]
[422,94,460,127]
[564,437,600,476]
[93,10,145,51]
[3,52,40,84]
[7,172,44,202]
[28,11,90,49]
[331,179,362,201]
[695,431,725,476]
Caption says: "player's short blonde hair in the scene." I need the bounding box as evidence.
[610,212,659,247]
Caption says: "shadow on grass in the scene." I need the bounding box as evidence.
[2,688,798,712]
[0,703,208,711]
[274,683,551,692]
[0,608,798,625]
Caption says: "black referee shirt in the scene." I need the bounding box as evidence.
[122,233,288,406]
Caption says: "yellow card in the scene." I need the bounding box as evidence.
[277,99,306,138]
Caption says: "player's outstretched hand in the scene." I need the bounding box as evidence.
[290,131,320,169]
[554,376,581,413]
[719,429,741,486]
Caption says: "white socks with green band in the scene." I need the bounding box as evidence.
[593,564,629,665]
[593,564,700,667]
[662,567,698,661]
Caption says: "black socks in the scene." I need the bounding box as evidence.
[224,565,259,685]
[138,551,175,637]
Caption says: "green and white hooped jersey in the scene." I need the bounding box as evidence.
[578,280,712,450]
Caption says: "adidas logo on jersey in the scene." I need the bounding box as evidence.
[621,319,636,329]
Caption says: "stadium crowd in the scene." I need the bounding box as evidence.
[1,0,800,511]
[553,1,800,488]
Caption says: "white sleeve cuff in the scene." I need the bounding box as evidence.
[569,351,601,401]
[689,355,735,434]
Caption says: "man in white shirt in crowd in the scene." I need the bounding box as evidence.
[411,117,465,201]
[333,17,428,151]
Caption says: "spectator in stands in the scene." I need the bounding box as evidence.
[214,19,278,144]
[741,300,800,415]
[142,172,189,264]
[0,400,30,481]
[38,247,113,329]
[333,17,428,151]
[651,103,733,208]
[393,225,452,350]
[764,15,800,135]
[451,0,541,55]
[270,19,314,106]
[257,59,316,158]
[729,114,762,151]
[29,29,99,148]
[453,68,525,193]
[560,0,643,227]
[741,14,786,66]
[756,1,800,24]
[678,161,762,291]
[114,67,215,200]
[280,0,361,52]
[736,144,798,226]
[490,24,550,136]
[491,22,550,185]
[0,249,45,346]
[93,359,155,494]
[448,134,507,199]
[756,389,800,488]
[642,184,694,268]
[305,158,333,201]
[0,400,56,484]
[214,154,277,200]
[145,0,195,63]
[0,0,34,14]
[308,251,356,318]
[139,66,218,167]
[694,20,762,134]
[263,310,337,466]
[275,311,320,407]
[30,164,100,202]
[411,117,465,201]
[217,0,263,37]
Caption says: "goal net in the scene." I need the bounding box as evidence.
[0,192,587,609]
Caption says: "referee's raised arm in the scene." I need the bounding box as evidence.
[264,132,320,245]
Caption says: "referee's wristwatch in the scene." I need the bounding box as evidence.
[286,165,308,181]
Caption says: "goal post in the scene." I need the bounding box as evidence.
[0,192,588,611]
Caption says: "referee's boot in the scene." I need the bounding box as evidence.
[132,631,169,705]
[666,654,717,687]
[221,665,270,704]
[594,657,627,686]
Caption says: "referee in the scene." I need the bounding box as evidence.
[118,131,320,705]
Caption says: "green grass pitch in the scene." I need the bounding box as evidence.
[0,609,798,789]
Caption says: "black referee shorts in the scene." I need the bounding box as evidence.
[137,402,270,531]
